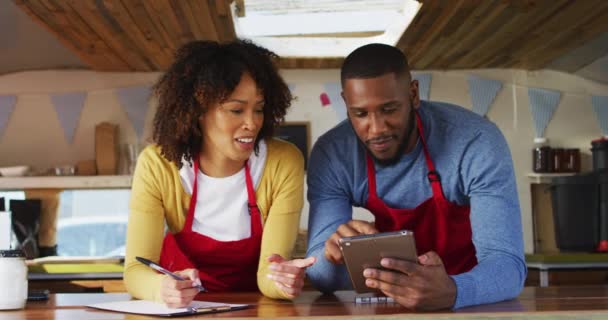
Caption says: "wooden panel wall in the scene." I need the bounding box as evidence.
[14,0,237,71]
[13,0,608,71]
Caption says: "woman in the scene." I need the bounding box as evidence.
[124,40,314,307]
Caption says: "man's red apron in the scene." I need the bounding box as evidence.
[365,112,477,274]
[159,159,262,291]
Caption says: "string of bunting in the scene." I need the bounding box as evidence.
[317,73,607,141]
[0,78,606,143]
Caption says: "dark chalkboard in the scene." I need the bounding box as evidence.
[275,122,310,169]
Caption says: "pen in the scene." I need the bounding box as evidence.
[135,256,206,292]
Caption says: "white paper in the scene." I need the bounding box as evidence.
[0,211,11,250]
[88,299,247,316]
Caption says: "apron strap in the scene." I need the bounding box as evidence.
[184,159,200,230]
[366,111,448,202]
[365,154,379,198]
[186,157,261,234]
[244,161,259,215]
[415,111,447,201]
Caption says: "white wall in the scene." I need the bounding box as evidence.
[1,69,607,253]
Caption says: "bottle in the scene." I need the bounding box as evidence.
[532,138,550,173]
[0,250,28,310]
[565,148,581,173]
[552,148,564,173]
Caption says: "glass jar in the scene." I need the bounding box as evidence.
[565,148,581,173]
[532,141,551,173]
[552,148,565,173]
[0,250,28,310]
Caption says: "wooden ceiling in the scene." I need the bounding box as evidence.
[14,0,608,71]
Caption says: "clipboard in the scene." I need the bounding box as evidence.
[87,299,249,317]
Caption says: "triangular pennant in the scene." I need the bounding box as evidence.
[0,95,17,141]
[323,82,347,123]
[592,95,608,136]
[115,86,152,140]
[412,73,431,101]
[528,87,561,138]
[467,75,502,116]
[320,93,330,106]
[50,92,86,144]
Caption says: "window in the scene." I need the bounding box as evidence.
[56,189,130,257]
[0,189,130,257]
[232,0,421,57]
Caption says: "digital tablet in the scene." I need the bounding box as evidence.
[339,230,418,293]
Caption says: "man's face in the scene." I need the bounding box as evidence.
[342,73,420,165]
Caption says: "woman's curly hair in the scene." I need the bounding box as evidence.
[152,39,292,168]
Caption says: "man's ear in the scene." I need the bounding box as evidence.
[409,79,421,110]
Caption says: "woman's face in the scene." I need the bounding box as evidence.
[199,72,264,164]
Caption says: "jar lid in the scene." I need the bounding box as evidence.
[0,249,25,258]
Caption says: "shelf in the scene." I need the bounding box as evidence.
[527,172,577,184]
[0,175,132,190]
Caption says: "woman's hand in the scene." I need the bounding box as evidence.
[160,268,202,308]
[266,254,316,299]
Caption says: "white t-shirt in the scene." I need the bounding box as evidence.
[179,141,267,241]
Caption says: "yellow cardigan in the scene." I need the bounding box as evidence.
[123,138,304,301]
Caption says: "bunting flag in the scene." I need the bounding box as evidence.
[115,86,151,140]
[528,87,561,138]
[323,82,347,122]
[412,73,431,101]
[50,92,86,144]
[592,95,608,136]
[467,75,502,116]
[0,95,17,141]
[319,93,330,106]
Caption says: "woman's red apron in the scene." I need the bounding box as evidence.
[365,112,477,274]
[159,159,262,291]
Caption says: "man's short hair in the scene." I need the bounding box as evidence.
[341,43,410,84]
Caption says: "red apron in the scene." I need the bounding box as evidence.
[159,159,262,291]
[365,112,477,275]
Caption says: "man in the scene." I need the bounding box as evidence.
[306,43,526,310]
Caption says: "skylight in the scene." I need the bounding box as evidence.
[231,0,421,58]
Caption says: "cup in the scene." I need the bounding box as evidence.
[124,144,139,175]
[0,250,28,310]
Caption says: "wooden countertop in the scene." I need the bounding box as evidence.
[5,286,608,319]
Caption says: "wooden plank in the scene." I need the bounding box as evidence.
[49,0,127,70]
[548,32,608,73]
[414,0,487,69]
[144,0,192,49]
[234,0,245,17]
[207,0,237,42]
[174,1,205,39]
[165,0,196,44]
[424,1,511,70]
[407,0,468,65]
[55,0,135,71]
[396,1,442,58]
[215,0,229,17]
[454,0,570,69]
[187,0,220,41]
[426,1,498,68]
[101,0,170,70]
[520,4,608,69]
[14,0,122,71]
[118,0,174,69]
[61,0,151,71]
[505,0,604,69]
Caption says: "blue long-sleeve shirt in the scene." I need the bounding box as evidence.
[306,100,526,309]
